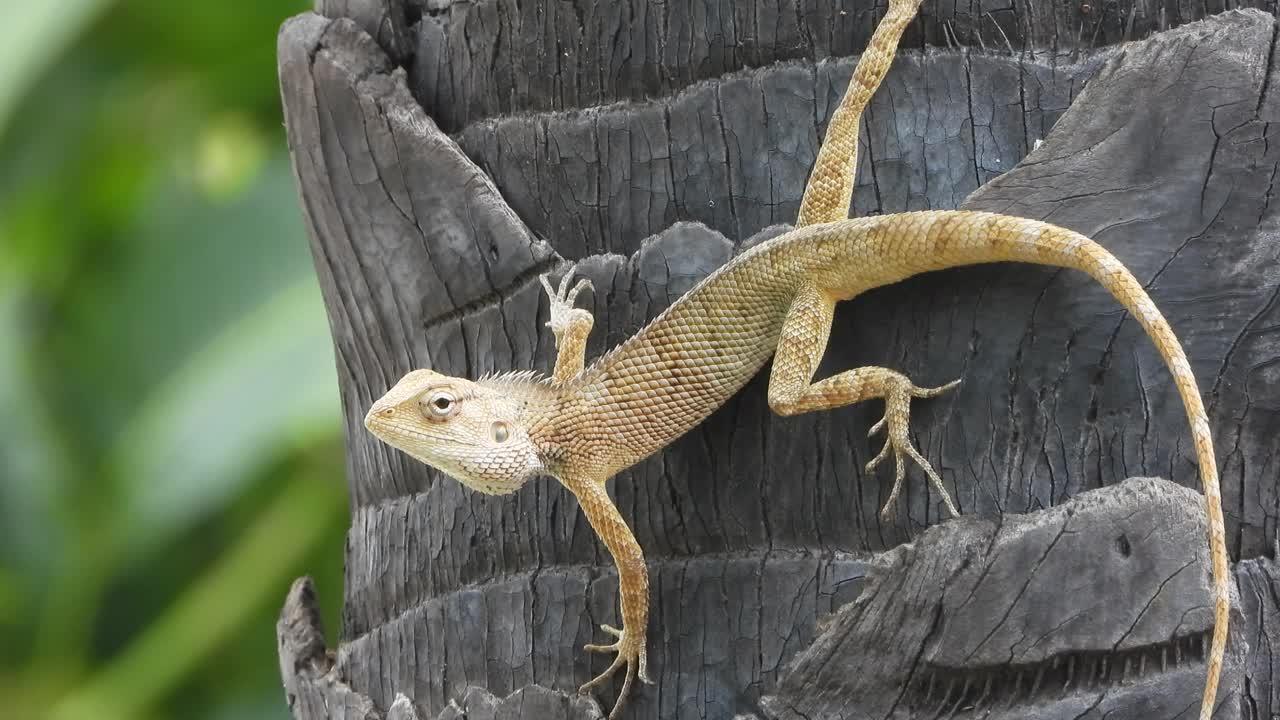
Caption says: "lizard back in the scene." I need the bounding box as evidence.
[562,218,880,474]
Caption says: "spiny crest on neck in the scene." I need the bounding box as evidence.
[475,369,559,400]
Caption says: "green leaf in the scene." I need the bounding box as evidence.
[49,469,344,720]
[28,150,345,545]
[0,280,69,578]
[114,275,341,546]
[0,0,112,138]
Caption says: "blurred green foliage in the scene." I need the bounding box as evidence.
[0,2,349,718]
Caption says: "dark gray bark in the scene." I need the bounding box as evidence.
[277,2,1280,718]
[762,478,1244,719]
[316,0,413,64]
[408,0,1280,134]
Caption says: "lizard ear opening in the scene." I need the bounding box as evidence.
[491,421,511,443]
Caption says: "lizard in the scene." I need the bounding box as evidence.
[362,0,1229,717]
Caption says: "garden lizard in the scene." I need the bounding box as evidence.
[364,0,1228,717]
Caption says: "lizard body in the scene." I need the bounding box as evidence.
[364,0,1228,717]
[367,210,1228,718]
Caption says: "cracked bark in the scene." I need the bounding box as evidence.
[279,2,1280,718]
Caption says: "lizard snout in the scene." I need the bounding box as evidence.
[363,402,396,431]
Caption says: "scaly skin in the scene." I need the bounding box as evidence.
[364,0,1228,717]
[366,212,1228,719]
[796,0,922,228]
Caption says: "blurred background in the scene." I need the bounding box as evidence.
[0,2,349,719]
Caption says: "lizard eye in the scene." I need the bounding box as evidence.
[419,391,456,419]
[491,421,511,444]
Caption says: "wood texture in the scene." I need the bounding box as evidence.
[277,2,1280,718]
[763,477,1243,719]
[316,0,412,63]
[408,0,1280,133]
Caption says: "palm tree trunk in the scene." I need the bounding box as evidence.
[276,2,1280,717]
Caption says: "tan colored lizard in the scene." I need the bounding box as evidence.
[364,0,1228,717]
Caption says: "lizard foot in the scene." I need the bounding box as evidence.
[579,623,651,719]
[865,375,961,520]
[540,267,593,339]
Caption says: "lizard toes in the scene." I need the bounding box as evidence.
[567,277,593,304]
[865,437,891,473]
[867,415,887,436]
[913,377,962,398]
[556,266,577,297]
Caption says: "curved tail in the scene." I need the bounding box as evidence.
[796,0,1227,699]
[990,213,1228,720]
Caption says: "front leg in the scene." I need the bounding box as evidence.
[541,268,594,383]
[562,475,651,719]
[767,284,961,519]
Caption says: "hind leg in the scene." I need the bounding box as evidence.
[796,0,925,227]
[766,284,961,519]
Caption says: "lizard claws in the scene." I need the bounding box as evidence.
[865,375,961,520]
[541,268,593,310]
[541,268,594,332]
[561,270,593,306]
[579,623,652,719]
[584,623,625,649]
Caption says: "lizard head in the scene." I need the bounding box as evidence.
[364,369,549,495]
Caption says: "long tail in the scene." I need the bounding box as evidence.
[796,0,922,227]
[939,211,1228,720]
[802,0,1226,711]
[1065,224,1227,720]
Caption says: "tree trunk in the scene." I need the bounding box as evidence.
[275,2,1280,718]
